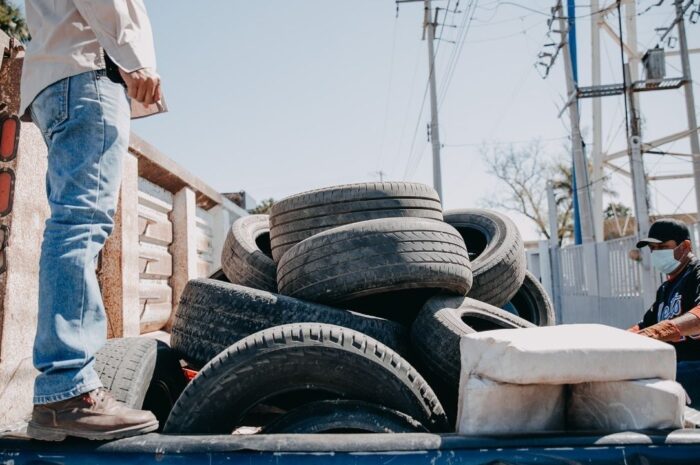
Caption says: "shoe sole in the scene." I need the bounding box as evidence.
[26,420,159,442]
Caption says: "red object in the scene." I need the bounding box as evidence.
[690,306,700,319]
[638,320,682,342]
[0,116,19,162]
[0,169,15,216]
[182,367,198,381]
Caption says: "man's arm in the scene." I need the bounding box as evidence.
[639,271,700,342]
[638,308,700,342]
[73,0,160,105]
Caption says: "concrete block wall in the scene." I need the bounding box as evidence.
[0,32,248,428]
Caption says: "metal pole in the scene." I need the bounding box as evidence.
[625,64,651,239]
[558,8,595,243]
[547,181,559,248]
[547,181,563,321]
[424,0,443,200]
[625,62,656,305]
[676,0,700,219]
[625,0,640,105]
[590,0,604,242]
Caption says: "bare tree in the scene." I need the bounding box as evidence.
[481,141,573,244]
[482,141,624,244]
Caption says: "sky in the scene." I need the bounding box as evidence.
[51,1,700,241]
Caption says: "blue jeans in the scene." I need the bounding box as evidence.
[30,70,130,404]
[677,361,700,409]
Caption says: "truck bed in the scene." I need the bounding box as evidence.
[2,429,700,464]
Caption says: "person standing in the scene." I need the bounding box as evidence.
[632,218,700,406]
[20,0,164,441]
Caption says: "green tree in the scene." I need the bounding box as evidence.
[0,1,29,42]
[249,198,274,215]
[604,202,631,219]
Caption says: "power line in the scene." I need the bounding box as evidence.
[391,45,423,178]
[402,0,477,180]
[377,18,400,174]
[402,81,431,179]
[405,0,480,179]
[464,21,543,44]
[443,135,568,147]
[477,0,617,19]
[438,0,479,107]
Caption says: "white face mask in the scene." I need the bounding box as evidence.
[651,248,681,274]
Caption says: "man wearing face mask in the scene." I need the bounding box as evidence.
[632,218,700,405]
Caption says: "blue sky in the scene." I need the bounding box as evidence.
[43,1,700,240]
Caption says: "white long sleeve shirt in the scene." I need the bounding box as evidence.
[20,0,157,117]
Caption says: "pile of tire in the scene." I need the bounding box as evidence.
[164,182,555,434]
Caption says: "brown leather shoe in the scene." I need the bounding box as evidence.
[26,388,158,441]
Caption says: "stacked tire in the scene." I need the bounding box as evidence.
[166,182,556,434]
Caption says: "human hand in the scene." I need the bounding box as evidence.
[637,320,682,342]
[118,67,161,106]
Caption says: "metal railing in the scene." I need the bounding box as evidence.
[530,227,698,329]
[606,235,642,298]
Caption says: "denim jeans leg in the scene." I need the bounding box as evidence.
[30,70,130,404]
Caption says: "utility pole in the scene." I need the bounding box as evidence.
[557,5,595,243]
[425,0,443,200]
[547,181,563,321]
[625,64,651,240]
[396,0,444,200]
[625,0,641,105]
[373,170,387,182]
[590,0,604,242]
[625,61,656,305]
[676,0,700,219]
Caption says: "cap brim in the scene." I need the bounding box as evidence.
[636,237,663,248]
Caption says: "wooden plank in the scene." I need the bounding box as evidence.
[139,281,172,303]
[138,216,172,245]
[138,177,173,207]
[138,243,172,277]
[140,301,172,334]
[138,184,173,250]
[197,260,212,278]
[138,190,172,214]
[196,233,212,255]
[130,133,224,210]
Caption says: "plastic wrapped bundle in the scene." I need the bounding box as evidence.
[460,324,676,385]
[456,375,565,435]
[568,379,687,431]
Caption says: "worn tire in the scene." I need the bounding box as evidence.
[444,209,525,307]
[142,341,188,431]
[170,279,410,369]
[410,295,534,421]
[269,182,443,262]
[502,271,556,326]
[164,323,450,434]
[277,218,472,322]
[262,400,428,434]
[208,268,229,282]
[94,338,157,409]
[221,215,276,292]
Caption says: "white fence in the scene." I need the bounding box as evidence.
[527,225,700,329]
